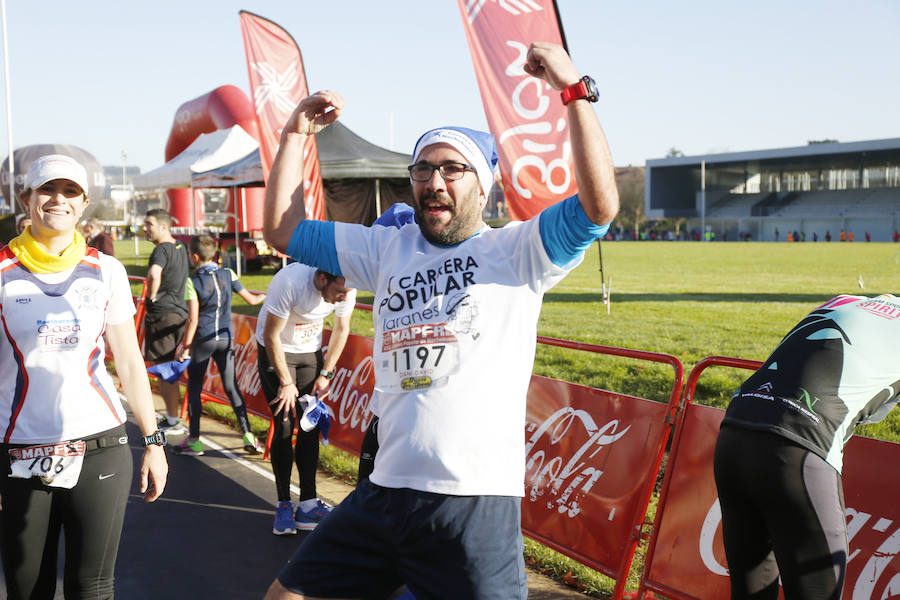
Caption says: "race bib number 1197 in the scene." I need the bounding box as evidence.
[376,323,460,392]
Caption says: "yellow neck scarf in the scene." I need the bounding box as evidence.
[8,226,87,274]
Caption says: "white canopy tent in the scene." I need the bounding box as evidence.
[132,124,261,276]
[132,125,259,189]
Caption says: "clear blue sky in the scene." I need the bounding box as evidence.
[1,0,897,173]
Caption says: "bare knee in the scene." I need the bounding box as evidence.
[263,578,351,600]
[264,579,301,600]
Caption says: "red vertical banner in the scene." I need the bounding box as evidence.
[239,11,326,221]
[458,0,575,221]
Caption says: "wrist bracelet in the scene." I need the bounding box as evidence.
[279,382,294,388]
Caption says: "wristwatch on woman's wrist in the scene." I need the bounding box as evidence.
[142,430,167,447]
[319,369,335,380]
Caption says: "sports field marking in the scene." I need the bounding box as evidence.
[128,494,274,516]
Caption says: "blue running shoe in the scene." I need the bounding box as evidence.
[294,499,332,530]
[272,501,297,536]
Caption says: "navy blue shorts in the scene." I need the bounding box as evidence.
[277,479,527,600]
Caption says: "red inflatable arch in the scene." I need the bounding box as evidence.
[164,85,264,231]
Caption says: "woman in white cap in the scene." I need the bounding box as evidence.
[0,154,168,599]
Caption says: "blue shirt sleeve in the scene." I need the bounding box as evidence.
[226,268,245,293]
[285,220,342,277]
[538,195,611,267]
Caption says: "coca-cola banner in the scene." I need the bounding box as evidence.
[457,0,575,221]
[198,315,374,456]
[239,11,326,220]
[644,403,900,600]
[523,375,672,582]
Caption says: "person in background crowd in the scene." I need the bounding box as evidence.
[0,154,168,599]
[825,230,832,242]
[80,216,114,256]
[142,209,190,435]
[255,264,355,535]
[714,294,900,600]
[260,41,618,600]
[174,235,266,456]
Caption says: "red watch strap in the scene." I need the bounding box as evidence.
[561,79,589,105]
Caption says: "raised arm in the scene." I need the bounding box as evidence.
[263,90,346,253]
[524,42,619,226]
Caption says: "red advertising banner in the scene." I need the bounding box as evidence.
[643,403,900,600]
[196,314,373,455]
[239,11,326,220]
[457,0,576,220]
[522,375,673,583]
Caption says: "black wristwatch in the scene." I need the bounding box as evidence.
[141,430,167,447]
[319,369,335,381]
[560,75,599,105]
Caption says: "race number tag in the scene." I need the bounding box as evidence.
[293,321,323,344]
[8,441,86,489]
[376,323,460,392]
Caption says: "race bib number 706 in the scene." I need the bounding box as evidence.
[9,441,86,489]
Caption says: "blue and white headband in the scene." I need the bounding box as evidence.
[412,126,498,201]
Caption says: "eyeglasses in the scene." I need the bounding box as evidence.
[407,161,476,182]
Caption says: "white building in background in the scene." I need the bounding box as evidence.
[645,138,900,241]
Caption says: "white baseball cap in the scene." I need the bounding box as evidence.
[24,154,89,195]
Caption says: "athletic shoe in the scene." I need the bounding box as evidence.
[294,499,332,530]
[243,432,261,455]
[158,419,186,436]
[272,501,296,536]
[173,439,204,456]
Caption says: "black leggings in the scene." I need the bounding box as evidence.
[187,337,252,438]
[713,425,847,600]
[0,427,132,600]
[257,345,322,502]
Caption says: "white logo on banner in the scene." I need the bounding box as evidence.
[465,0,543,23]
[249,60,300,115]
[700,499,900,598]
[524,407,630,518]
[499,40,572,201]
[328,355,376,432]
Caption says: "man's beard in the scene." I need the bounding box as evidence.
[413,191,481,246]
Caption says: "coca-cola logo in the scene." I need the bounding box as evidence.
[233,336,262,397]
[200,321,263,399]
[325,355,375,433]
[700,499,900,598]
[524,407,630,518]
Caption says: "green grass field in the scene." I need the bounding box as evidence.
[119,238,900,597]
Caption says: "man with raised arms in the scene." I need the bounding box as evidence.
[262,42,618,600]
